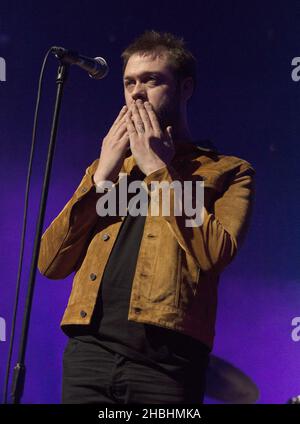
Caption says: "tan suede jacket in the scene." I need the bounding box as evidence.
[38,142,255,350]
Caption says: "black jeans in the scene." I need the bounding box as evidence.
[62,337,209,404]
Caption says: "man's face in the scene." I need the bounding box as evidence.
[123,51,182,130]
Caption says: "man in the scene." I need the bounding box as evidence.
[38,30,255,404]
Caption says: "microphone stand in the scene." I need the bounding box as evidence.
[10,62,69,404]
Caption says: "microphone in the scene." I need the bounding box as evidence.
[51,46,109,79]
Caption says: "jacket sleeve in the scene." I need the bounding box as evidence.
[37,159,122,279]
[143,160,255,275]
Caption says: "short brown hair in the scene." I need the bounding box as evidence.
[121,30,197,94]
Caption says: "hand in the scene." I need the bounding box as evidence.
[126,99,175,176]
[94,105,130,185]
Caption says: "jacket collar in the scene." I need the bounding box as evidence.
[123,140,217,175]
[172,140,218,161]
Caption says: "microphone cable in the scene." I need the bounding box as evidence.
[2,47,53,404]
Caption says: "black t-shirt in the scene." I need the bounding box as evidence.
[66,174,211,371]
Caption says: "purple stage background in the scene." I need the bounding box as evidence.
[1,0,300,404]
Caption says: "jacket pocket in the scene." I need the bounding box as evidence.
[147,232,182,308]
[178,253,201,309]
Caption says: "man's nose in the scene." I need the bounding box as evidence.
[131,82,147,101]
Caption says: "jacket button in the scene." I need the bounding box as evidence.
[90,273,97,281]
[134,307,142,314]
[147,233,155,238]
[102,233,110,241]
[80,310,87,318]
[81,187,87,193]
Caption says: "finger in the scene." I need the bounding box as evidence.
[112,110,130,135]
[144,102,161,134]
[111,105,128,130]
[114,115,128,133]
[131,102,146,134]
[115,120,128,138]
[119,131,130,145]
[126,112,137,135]
[135,100,152,131]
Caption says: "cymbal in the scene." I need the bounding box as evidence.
[205,355,259,403]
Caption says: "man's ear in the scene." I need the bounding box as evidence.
[181,77,194,101]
